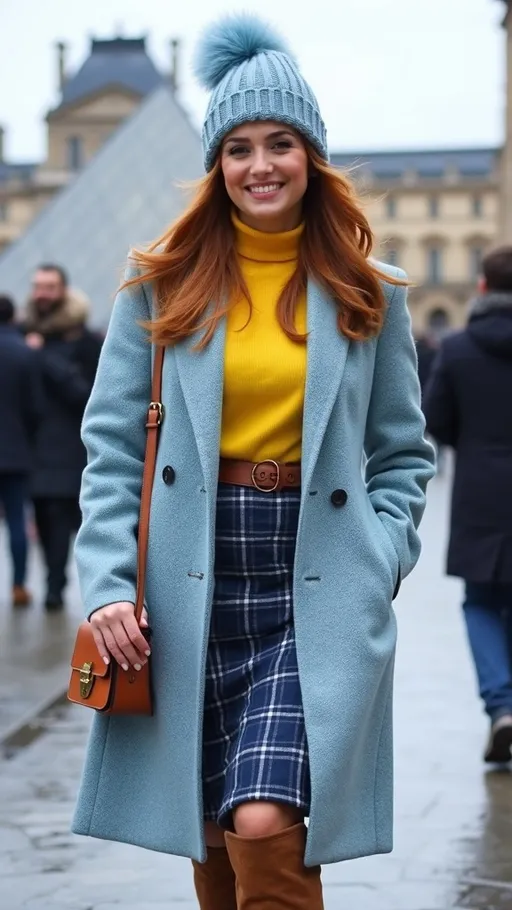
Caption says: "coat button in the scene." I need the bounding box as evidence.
[162,465,176,485]
[331,488,348,507]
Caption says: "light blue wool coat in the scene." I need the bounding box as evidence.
[72,263,435,866]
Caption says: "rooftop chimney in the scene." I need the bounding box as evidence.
[170,38,180,93]
[0,125,4,164]
[56,41,67,93]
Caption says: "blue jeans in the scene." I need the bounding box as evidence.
[0,472,29,586]
[463,582,512,721]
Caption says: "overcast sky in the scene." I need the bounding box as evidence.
[0,0,506,162]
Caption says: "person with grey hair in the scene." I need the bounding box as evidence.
[424,245,512,764]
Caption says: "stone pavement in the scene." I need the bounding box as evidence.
[0,525,82,740]
[2,470,512,909]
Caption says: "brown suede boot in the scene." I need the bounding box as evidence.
[225,822,324,909]
[192,846,237,910]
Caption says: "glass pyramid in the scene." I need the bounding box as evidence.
[0,86,204,329]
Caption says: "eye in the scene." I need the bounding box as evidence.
[228,145,250,156]
[273,140,293,151]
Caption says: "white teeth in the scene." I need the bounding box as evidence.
[248,184,281,194]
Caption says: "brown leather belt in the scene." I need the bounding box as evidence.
[219,458,301,493]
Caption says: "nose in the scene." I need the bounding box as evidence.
[250,148,273,178]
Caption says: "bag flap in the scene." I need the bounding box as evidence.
[70,620,110,678]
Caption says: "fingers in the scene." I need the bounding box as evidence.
[90,602,151,671]
[101,625,133,671]
[140,606,149,628]
[90,625,111,666]
[124,614,151,661]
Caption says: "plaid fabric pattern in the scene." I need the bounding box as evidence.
[202,482,310,825]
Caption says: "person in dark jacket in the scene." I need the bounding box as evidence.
[424,246,512,764]
[24,264,102,610]
[0,294,45,606]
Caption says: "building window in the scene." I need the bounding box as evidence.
[67,136,83,171]
[472,195,483,217]
[427,246,443,284]
[429,196,439,218]
[470,245,484,281]
[385,196,397,218]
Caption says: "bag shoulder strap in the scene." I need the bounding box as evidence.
[135,345,165,623]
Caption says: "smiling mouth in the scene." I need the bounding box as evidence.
[245,183,284,196]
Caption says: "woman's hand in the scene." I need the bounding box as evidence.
[90,602,151,671]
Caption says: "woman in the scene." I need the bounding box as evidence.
[72,14,435,909]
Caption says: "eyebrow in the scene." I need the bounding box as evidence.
[224,130,295,145]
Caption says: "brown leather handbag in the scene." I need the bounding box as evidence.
[67,346,165,715]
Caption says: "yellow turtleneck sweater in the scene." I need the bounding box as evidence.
[220,213,307,463]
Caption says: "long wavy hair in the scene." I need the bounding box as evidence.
[123,144,406,349]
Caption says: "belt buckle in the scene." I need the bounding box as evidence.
[251,460,280,493]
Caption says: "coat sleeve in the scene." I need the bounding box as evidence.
[74,267,151,618]
[39,353,94,411]
[22,348,46,442]
[422,344,459,447]
[364,272,436,585]
[39,331,102,412]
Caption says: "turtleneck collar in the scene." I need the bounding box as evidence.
[232,210,304,263]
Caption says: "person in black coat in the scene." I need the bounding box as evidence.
[0,295,45,606]
[24,264,102,610]
[423,246,512,764]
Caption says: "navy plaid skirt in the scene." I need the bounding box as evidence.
[202,482,311,825]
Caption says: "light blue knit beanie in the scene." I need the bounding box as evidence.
[193,13,328,172]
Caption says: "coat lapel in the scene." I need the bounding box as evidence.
[301,280,350,491]
[174,317,226,494]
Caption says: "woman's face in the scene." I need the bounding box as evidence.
[221,121,309,233]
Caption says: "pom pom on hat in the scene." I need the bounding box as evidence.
[193,12,294,90]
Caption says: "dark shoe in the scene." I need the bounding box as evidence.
[484,714,512,763]
[12,585,32,607]
[192,846,237,910]
[44,592,64,611]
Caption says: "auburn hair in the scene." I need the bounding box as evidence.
[123,144,407,349]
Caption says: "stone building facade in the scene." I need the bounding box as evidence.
[499,0,512,242]
[331,148,500,335]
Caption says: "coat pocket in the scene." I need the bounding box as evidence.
[368,508,401,599]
